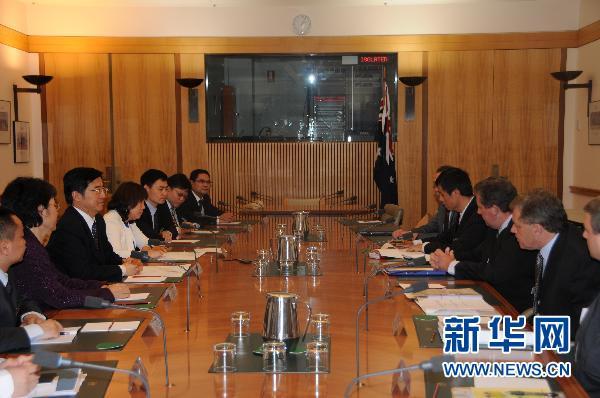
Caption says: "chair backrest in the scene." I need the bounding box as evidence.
[283,198,321,211]
[381,204,403,226]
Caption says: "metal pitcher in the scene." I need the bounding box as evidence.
[292,211,310,238]
[277,235,298,264]
[263,291,312,341]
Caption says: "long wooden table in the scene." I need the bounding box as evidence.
[44,218,588,397]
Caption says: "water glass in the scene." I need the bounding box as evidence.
[257,249,271,262]
[254,260,268,277]
[262,341,287,372]
[305,246,319,262]
[314,225,326,242]
[305,341,329,372]
[231,311,250,337]
[310,313,330,341]
[212,342,236,372]
[306,260,320,276]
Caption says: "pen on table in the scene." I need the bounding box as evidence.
[508,392,558,397]
[429,330,437,343]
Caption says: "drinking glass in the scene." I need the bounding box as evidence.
[212,342,236,372]
[262,341,287,372]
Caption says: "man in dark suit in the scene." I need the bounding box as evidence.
[136,169,178,241]
[177,169,234,224]
[165,173,191,231]
[430,177,536,313]
[393,165,454,240]
[575,197,600,396]
[0,208,62,353]
[422,167,488,259]
[47,167,141,282]
[511,189,600,336]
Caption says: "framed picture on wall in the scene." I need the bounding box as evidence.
[0,100,10,144]
[13,121,30,163]
[589,101,600,145]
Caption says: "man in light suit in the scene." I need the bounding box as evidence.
[0,208,62,353]
[574,197,600,396]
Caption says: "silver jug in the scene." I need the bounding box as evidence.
[277,235,298,264]
[262,291,312,341]
[292,211,310,238]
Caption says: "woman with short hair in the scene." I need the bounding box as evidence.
[1,177,129,310]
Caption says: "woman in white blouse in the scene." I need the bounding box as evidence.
[104,182,164,259]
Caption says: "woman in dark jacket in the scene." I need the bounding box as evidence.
[1,177,129,310]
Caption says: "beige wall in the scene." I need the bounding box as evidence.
[22,0,579,37]
[0,42,41,190]
[562,0,600,209]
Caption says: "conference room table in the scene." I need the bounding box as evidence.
[42,216,588,398]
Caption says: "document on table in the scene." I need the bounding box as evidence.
[189,230,219,234]
[194,247,223,257]
[218,221,241,225]
[157,251,197,262]
[357,220,382,224]
[404,287,480,300]
[31,333,77,345]
[115,292,150,302]
[31,369,86,397]
[124,276,167,283]
[170,240,200,244]
[80,321,140,333]
[139,264,190,278]
[415,294,499,316]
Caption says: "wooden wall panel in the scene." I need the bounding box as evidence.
[112,54,177,184]
[206,142,381,210]
[427,51,495,213]
[43,53,111,208]
[180,53,208,173]
[492,49,561,195]
[396,52,424,228]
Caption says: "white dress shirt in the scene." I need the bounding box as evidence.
[73,206,128,276]
[0,365,13,398]
[104,210,149,259]
[0,270,44,342]
[539,233,559,276]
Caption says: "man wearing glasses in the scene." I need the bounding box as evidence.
[165,173,192,233]
[177,169,234,224]
[47,167,142,282]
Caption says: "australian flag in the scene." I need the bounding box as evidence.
[373,80,398,208]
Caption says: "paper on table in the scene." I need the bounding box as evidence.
[170,240,200,243]
[139,265,189,278]
[109,321,140,332]
[357,220,381,224]
[124,276,167,283]
[474,376,551,391]
[31,334,77,345]
[399,283,445,290]
[80,322,113,333]
[189,230,219,234]
[157,251,197,262]
[194,247,223,257]
[59,327,81,336]
[404,287,481,300]
[30,370,86,397]
[415,295,499,317]
[218,221,241,225]
[115,292,150,302]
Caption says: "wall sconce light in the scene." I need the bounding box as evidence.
[13,75,53,121]
[551,70,593,116]
[398,76,427,121]
[176,78,204,123]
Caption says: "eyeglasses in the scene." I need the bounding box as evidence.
[194,179,212,184]
[89,187,110,195]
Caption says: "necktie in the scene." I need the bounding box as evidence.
[198,198,205,216]
[152,211,158,233]
[532,253,544,315]
[170,206,180,228]
[91,220,99,249]
[448,211,458,234]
